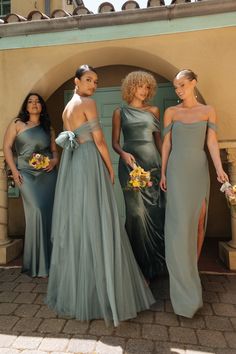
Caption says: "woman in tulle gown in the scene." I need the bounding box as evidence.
[46,65,155,326]
[160,69,228,318]
[112,71,166,281]
[3,93,58,277]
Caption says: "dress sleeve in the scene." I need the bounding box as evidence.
[207,121,217,132]
[162,122,173,137]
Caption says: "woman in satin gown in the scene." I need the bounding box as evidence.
[3,93,58,277]
[46,65,155,326]
[160,69,229,318]
[112,71,166,282]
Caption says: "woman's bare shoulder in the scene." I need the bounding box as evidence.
[147,105,160,119]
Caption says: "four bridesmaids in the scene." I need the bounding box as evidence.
[46,65,155,326]
[3,93,58,277]
[4,67,228,322]
[160,69,228,317]
[112,71,166,281]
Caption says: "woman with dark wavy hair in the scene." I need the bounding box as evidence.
[3,93,58,277]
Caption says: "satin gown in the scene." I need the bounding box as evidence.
[46,120,155,326]
[15,125,57,277]
[118,106,166,280]
[163,120,216,318]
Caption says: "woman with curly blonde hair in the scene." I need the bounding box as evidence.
[112,71,166,282]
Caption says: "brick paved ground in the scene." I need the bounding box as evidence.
[0,267,235,354]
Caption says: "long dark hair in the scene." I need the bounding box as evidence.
[75,64,97,79]
[17,93,51,133]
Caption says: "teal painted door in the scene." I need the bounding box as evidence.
[64,83,178,224]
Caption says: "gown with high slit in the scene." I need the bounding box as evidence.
[163,120,216,318]
[15,125,57,277]
[118,106,166,280]
[45,119,155,326]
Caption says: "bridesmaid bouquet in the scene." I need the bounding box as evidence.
[127,164,153,191]
[220,182,236,210]
[29,153,50,170]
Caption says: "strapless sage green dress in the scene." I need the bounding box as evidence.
[163,120,216,318]
[46,120,155,326]
[15,125,57,277]
[118,106,166,281]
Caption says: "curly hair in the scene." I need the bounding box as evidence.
[17,93,51,133]
[121,71,157,104]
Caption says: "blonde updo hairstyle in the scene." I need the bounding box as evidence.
[174,69,198,82]
[121,71,157,104]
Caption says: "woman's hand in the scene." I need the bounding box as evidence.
[44,158,58,172]
[121,151,136,168]
[216,168,229,184]
[160,175,167,192]
[12,170,23,186]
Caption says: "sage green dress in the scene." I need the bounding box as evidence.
[118,106,166,280]
[163,120,216,318]
[46,120,155,326]
[15,125,57,277]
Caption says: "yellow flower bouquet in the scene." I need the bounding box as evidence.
[29,153,50,170]
[220,182,236,210]
[127,164,153,191]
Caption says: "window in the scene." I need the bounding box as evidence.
[0,0,10,17]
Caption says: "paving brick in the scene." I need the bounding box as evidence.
[89,320,114,336]
[155,341,185,354]
[212,303,236,317]
[67,335,97,353]
[0,333,18,347]
[115,322,140,338]
[0,273,20,282]
[197,303,213,316]
[169,326,197,345]
[20,350,48,354]
[164,300,174,313]
[219,292,236,305]
[13,318,42,332]
[0,281,18,291]
[32,283,48,293]
[0,302,18,315]
[155,312,179,326]
[142,324,168,341]
[207,275,229,283]
[12,334,43,350]
[0,349,20,354]
[14,283,36,292]
[14,293,37,304]
[96,336,125,354]
[131,310,154,324]
[35,305,57,318]
[39,336,69,351]
[205,315,233,331]
[203,281,226,292]
[230,317,236,330]
[202,291,220,303]
[0,315,19,331]
[225,331,236,349]
[14,304,40,318]
[15,274,33,283]
[216,350,236,354]
[0,291,19,303]
[224,282,236,291]
[125,338,154,354]
[197,329,227,348]
[63,319,89,334]
[180,315,205,329]
[150,299,165,312]
[33,294,45,305]
[38,318,66,333]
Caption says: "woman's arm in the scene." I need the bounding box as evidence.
[112,108,135,168]
[3,121,23,186]
[85,99,115,183]
[160,107,173,192]
[207,106,228,183]
[151,106,162,155]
